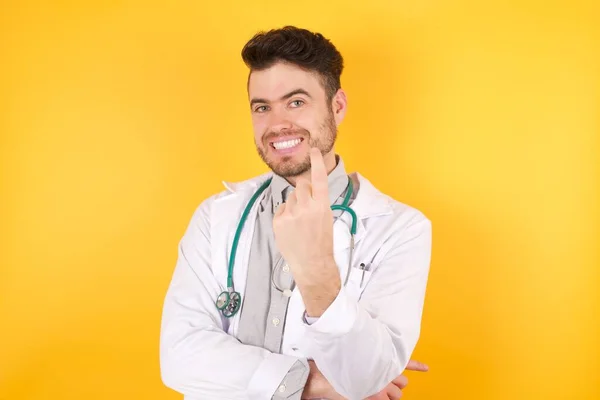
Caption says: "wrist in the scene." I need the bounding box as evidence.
[302,361,326,398]
[300,257,339,287]
[302,277,341,318]
[302,360,346,400]
[294,257,340,318]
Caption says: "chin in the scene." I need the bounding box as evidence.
[257,145,312,177]
[270,159,310,177]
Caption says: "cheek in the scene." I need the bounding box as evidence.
[293,110,320,132]
[251,118,268,143]
[306,115,330,135]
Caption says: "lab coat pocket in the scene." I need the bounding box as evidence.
[344,263,375,300]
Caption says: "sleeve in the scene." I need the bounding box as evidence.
[159,197,307,400]
[271,359,310,400]
[297,212,432,399]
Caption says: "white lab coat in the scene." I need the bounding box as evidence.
[159,171,432,400]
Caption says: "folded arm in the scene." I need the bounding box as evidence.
[160,199,308,399]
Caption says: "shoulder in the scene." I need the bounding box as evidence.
[355,172,430,224]
[354,172,431,243]
[186,171,274,226]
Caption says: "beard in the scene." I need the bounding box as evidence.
[256,110,337,178]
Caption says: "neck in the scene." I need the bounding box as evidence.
[287,151,337,187]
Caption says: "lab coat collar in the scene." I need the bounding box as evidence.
[220,171,391,252]
[221,171,392,220]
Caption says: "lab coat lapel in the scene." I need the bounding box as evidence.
[211,172,272,334]
[332,172,392,254]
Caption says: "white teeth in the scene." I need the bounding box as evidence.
[273,139,301,150]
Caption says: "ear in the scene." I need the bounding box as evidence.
[331,88,348,125]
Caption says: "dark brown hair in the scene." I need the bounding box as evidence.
[241,26,344,102]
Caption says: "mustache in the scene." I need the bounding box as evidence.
[263,129,310,143]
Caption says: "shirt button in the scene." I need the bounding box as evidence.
[278,384,286,393]
[282,264,289,273]
[272,317,280,326]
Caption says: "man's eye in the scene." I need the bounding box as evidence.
[290,100,304,107]
[255,105,268,113]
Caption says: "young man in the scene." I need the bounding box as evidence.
[160,26,432,400]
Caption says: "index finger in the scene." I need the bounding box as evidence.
[309,147,329,202]
[405,359,429,372]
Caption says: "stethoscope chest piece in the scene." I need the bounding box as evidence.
[216,290,242,318]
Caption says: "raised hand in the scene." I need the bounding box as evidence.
[272,147,341,317]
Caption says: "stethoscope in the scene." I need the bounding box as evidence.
[215,175,357,318]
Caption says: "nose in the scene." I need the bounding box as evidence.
[267,107,294,133]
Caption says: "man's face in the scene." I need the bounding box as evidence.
[248,62,344,178]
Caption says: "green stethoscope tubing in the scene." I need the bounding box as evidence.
[216,176,356,318]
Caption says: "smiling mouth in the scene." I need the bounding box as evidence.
[270,137,304,150]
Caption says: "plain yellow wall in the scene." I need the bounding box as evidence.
[1,1,598,399]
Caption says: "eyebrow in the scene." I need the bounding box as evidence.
[250,89,312,107]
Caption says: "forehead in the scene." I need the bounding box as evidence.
[247,62,324,100]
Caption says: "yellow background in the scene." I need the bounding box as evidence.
[1,1,598,399]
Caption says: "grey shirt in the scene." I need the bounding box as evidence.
[236,155,353,399]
